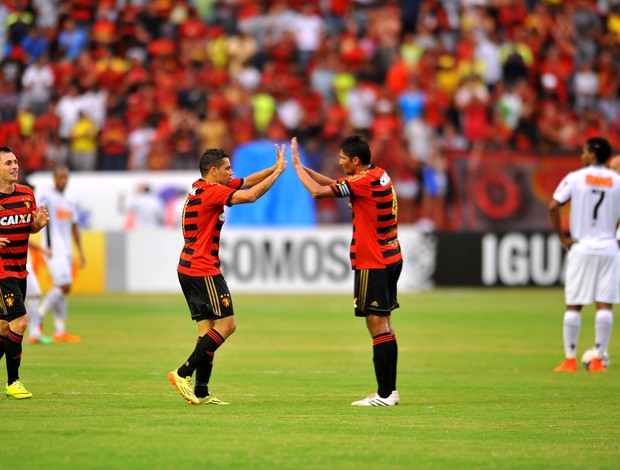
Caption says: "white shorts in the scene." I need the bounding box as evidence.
[565,250,620,305]
[26,268,42,298]
[46,255,74,287]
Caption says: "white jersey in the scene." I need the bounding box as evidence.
[553,165,620,255]
[39,188,79,258]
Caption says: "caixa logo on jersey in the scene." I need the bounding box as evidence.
[481,232,565,286]
[0,213,32,226]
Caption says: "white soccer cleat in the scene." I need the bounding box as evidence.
[391,390,400,405]
[351,392,397,407]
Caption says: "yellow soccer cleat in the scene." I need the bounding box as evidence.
[5,381,33,399]
[168,370,199,404]
[190,393,230,406]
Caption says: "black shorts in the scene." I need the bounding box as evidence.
[178,272,234,322]
[354,263,402,317]
[0,277,27,322]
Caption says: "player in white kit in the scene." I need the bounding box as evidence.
[26,241,53,344]
[38,167,85,343]
[549,137,620,372]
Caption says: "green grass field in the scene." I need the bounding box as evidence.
[3,289,619,469]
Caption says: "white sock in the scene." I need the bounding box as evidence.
[562,310,581,359]
[595,309,613,356]
[41,287,64,315]
[53,293,68,335]
[27,297,43,338]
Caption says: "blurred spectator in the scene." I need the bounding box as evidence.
[44,134,69,169]
[99,114,129,171]
[20,54,54,115]
[291,2,325,71]
[57,18,88,61]
[0,79,20,123]
[127,116,156,171]
[120,183,164,230]
[68,110,98,171]
[55,81,85,143]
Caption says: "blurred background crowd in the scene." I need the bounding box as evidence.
[1,0,620,227]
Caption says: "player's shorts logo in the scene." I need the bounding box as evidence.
[220,294,231,308]
[4,294,15,308]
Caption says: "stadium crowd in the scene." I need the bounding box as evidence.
[1,0,620,226]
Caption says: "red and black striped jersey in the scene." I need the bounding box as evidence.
[177,177,243,277]
[0,184,37,279]
[330,165,402,269]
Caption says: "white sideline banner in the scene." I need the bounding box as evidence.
[125,226,433,293]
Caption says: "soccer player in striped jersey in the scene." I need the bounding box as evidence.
[168,145,287,405]
[0,147,49,399]
[291,135,402,406]
[550,137,620,373]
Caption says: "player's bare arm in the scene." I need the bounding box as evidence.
[230,143,287,205]
[31,206,49,234]
[291,137,335,199]
[548,199,574,250]
[73,223,86,268]
[241,164,278,189]
[0,237,9,248]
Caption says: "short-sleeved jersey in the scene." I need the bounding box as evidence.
[0,183,37,279]
[39,188,79,258]
[330,165,402,269]
[553,165,620,254]
[177,177,243,277]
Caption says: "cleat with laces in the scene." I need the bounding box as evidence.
[168,370,199,404]
[190,393,230,406]
[5,381,33,399]
[553,358,578,372]
[28,335,54,345]
[351,392,397,407]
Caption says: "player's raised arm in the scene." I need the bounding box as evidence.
[240,144,287,189]
[230,143,287,205]
[291,137,335,199]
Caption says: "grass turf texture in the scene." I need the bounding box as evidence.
[2,289,619,469]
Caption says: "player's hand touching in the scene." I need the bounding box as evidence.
[291,137,301,168]
[274,143,287,175]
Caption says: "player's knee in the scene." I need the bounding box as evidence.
[10,315,28,334]
[219,317,237,338]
